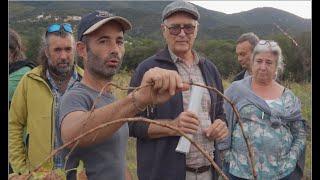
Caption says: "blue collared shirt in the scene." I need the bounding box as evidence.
[46,66,80,169]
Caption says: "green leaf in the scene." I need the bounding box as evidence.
[42,160,54,170]
[76,160,88,180]
[54,169,67,180]
[76,160,84,176]
[31,171,47,180]
[29,161,53,179]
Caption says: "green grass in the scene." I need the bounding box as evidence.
[127,138,138,180]
[113,70,139,180]
[113,71,311,179]
[287,81,311,180]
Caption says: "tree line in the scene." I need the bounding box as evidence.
[11,21,311,82]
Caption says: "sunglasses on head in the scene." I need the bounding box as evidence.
[163,23,196,35]
[258,40,278,47]
[46,23,73,36]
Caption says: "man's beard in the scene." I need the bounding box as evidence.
[86,50,123,80]
[48,58,74,77]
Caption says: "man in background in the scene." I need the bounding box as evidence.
[9,23,83,174]
[233,32,259,81]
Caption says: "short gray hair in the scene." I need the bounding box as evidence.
[252,40,285,80]
[236,32,260,52]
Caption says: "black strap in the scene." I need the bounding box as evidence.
[186,165,211,173]
[9,60,36,74]
[282,87,286,94]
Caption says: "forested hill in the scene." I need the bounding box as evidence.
[8,1,311,82]
[9,1,311,40]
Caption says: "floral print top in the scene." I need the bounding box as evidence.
[225,89,306,179]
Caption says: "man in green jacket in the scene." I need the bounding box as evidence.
[9,23,84,174]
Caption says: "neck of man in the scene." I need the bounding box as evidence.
[176,50,194,67]
[81,71,113,94]
[49,70,72,94]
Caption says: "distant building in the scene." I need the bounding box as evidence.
[36,15,44,20]
[44,15,52,20]
[66,16,73,20]
[73,16,81,21]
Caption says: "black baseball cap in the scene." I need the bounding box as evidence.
[77,10,132,41]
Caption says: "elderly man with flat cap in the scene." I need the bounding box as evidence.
[129,1,228,180]
[57,10,190,180]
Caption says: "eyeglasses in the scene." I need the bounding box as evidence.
[163,23,196,35]
[258,40,278,47]
[46,23,73,36]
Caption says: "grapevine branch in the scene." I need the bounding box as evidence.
[190,83,257,179]
[27,82,257,180]
[274,22,311,81]
[64,83,153,170]
[27,117,228,180]
[63,83,136,169]
[273,23,298,46]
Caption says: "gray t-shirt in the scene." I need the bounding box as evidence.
[57,82,129,180]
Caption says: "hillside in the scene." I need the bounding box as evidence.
[8,1,311,40]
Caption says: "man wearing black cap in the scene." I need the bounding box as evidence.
[129,1,228,180]
[57,10,189,180]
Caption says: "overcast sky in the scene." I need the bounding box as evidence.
[190,1,311,19]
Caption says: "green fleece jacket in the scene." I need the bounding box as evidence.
[9,65,83,174]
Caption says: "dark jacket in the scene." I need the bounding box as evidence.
[129,45,227,180]
[232,69,246,82]
[9,60,35,74]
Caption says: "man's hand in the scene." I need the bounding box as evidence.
[203,119,228,141]
[172,111,200,135]
[135,67,189,107]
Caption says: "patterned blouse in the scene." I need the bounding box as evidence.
[225,89,306,179]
